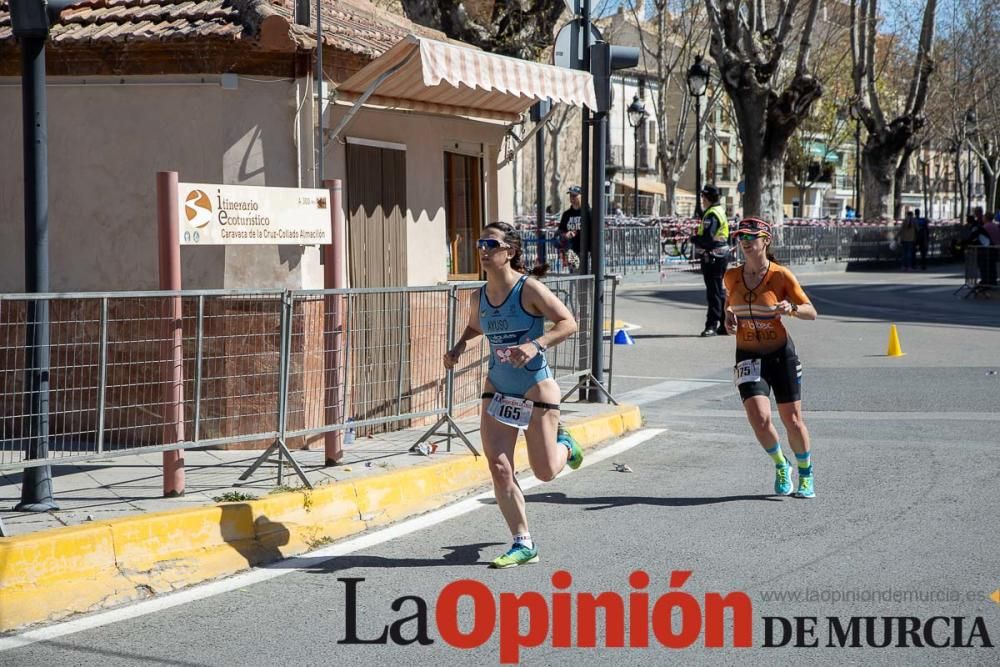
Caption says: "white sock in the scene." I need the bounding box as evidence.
[513,533,533,549]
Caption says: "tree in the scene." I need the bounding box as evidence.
[944,1,1000,213]
[851,0,938,220]
[398,0,566,59]
[611,1,720,216]
[703,0,825,223]
[785,32,856,219]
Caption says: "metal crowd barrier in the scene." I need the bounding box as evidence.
[515,217,966,280]
[955,245,1000,299]
[0,276,616,484]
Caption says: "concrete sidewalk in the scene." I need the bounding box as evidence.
[0,401,641,632]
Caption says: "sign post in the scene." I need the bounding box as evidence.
[158,177,335,493]
[157,172,185,497]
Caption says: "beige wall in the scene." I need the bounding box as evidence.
[0,75,319,292]
[1,76,512,292]
[324,105,507,286]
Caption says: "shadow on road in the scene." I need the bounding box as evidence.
[523,491,782,511]
[6,640,212,666]
[290,542,505,572]
[625,278,999,330]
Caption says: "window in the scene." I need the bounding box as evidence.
[445,152,484,280]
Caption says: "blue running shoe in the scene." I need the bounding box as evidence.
[558,427,583,470]
[774,460,793,496]
[490,543,539,568]
[794,473,815,498]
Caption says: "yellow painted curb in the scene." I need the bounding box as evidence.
[0,404,641,632]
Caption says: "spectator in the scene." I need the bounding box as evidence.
[558,185,588,272]
[898,211,917,271]
[844,205,857,220]
[914,208,929,270]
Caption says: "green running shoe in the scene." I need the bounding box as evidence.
[558,427,583,470]
[489,543,539,568]
[774,460,794,496]
[794,473,815,498]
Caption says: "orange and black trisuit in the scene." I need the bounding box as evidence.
[724,262,811,404]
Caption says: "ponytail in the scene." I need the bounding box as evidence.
[484,221,550,278]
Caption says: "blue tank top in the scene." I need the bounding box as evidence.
[479,275,552,396]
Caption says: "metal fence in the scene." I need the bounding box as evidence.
[520,225,665,277]
[0,276,615,477]
[514,217,967,280]
[956,245,1000,299]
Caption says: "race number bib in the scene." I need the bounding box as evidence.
[487,393,534,429]
[733,358,762,386]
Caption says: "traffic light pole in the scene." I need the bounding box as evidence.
[577,0,592,402]
[589,108,608,404]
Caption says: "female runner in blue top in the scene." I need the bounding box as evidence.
[443,221,583,568]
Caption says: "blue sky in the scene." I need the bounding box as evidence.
[589,0,923,35]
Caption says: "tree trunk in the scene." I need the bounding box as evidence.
[862,147,896,221]
[954,154,965,218]
[664,175,677,216]
[548,133,562,215]
[735,94,788,224]
[892,147,914,219]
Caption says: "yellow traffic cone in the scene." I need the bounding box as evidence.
[886,324,905,357]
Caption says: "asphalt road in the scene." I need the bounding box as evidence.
[3,266,998,666]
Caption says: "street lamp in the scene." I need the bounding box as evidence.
[687,54,710,217]
[627,94,648,216]
[966,108,977,215]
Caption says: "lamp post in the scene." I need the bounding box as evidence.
[687,55,710,217]
[966,108,977,215]
[627,94,647,216]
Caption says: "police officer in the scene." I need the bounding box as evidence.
[692,184,730,336]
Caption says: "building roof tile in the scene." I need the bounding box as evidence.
[0,0,409,58]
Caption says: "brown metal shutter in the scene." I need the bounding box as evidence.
[345,143,410,433]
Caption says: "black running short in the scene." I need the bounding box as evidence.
[734,342,802,404]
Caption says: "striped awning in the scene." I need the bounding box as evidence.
[335,35,597,121]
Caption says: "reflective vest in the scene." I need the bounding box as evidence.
[696,205,729,247]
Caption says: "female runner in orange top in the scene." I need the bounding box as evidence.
[724,217,818,498]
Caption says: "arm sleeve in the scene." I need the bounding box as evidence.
[723,270,736,306]
[558,211,570,233]
[783,268,811,305]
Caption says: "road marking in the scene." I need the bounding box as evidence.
[618,378,728,405]
[0,428,665,652]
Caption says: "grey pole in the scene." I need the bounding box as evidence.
[577,0,593,401]
[579,0,592,276]
[16,32,58,511]
[589,109,608,403]
[633,121,640,215]
[694,93,703,218]
[532,101,549,265]
[316,0,324,184]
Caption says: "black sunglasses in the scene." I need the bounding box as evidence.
[477,239,510,251]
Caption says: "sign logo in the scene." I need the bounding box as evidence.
[184,190,213,229]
